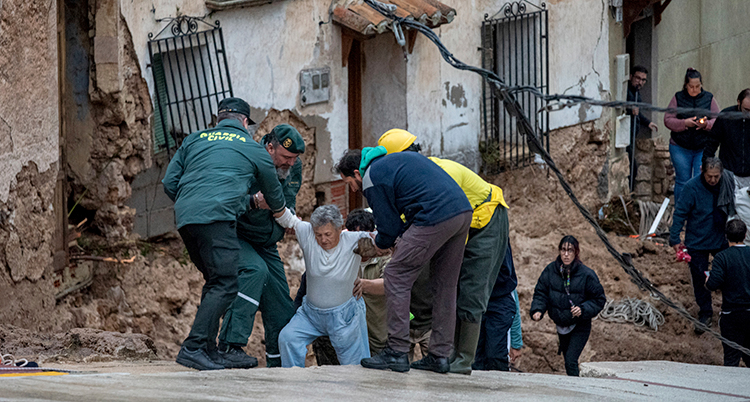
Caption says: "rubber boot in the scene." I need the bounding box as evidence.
[449,321,481,375]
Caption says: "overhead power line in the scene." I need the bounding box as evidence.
[363,0,750,357]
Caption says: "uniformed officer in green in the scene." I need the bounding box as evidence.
[217,124,306,368]
[162,97,287,371]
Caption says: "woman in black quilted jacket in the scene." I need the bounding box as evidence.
[530,235,606,376]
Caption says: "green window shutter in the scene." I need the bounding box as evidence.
[152,53,170,153]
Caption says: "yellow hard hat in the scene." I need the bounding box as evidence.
[378,129,417,154]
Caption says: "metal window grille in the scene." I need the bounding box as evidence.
[148,16,233,154]
[481,1,549,174]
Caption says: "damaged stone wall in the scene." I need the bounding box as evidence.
[0,0,61,330]
[65,0,152,238]
[632,138,674,202]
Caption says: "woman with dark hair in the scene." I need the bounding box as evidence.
[665,68,721,203]
[530,236,606,376]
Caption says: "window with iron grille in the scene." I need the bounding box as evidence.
[481,1,549,174]
[148,16,233,154]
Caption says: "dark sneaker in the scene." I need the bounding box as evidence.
[361,347,410,372]
[694,316,712,335]
[411,353,450,374]
[176,346,224,371]
[218,346,258,369]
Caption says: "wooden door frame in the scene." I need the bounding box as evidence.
[346,29,363,211]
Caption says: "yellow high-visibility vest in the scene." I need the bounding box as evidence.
[429,157,508,229]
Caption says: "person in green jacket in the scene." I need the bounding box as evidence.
[217,124,306,368]
[162,97,286,371]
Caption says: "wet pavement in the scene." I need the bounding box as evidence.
[1,360,748,401]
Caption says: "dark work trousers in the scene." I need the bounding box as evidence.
[178,221,240,352]
[218,241,295,366]
[719,310,750,367]
[457,206,509,324]
[472,292,516,371]
[687,249,723,319]
[384,211,472,358]
[557,321,591,376]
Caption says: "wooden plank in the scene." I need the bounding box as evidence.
[341,29,354,67]
[348,39,363,211]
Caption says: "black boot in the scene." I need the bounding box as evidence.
[361,347,410,372]
[218,345,258,369]
[176,346,224,371]
[411,353,450,374]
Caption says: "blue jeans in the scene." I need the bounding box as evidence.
[279,296,370,367]
[670,143,702,204]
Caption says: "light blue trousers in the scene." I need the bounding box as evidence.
[279,296,370,367]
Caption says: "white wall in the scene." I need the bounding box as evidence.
[122,0,611,178]
[406,0,611,169]
[546,0,610,130]
[0,2,59,202]
[122,0,347,183]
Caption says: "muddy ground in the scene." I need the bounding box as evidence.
[0,125,728,372]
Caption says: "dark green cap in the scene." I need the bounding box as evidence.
[218,97,255,124]
[266,124,305,154]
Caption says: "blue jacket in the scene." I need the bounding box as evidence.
[669,175,727,250]
[362,152,472,249]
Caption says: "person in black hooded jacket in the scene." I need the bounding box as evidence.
[530,235,606,376]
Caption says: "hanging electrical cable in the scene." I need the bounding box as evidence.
[363,0,750,357]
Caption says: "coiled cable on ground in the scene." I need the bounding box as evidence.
[1,353,28,367]
[597,298,665,331]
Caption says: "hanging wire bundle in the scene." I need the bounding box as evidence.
[362,0,750,357]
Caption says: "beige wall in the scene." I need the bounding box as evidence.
[0,0,61,327]
[653,0,750,140]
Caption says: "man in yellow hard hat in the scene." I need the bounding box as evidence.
[378,128,515,374]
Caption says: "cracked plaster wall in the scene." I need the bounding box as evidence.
[0,0,59,202]
[406,0,611,170]
[121,0,345,185]
[0,0,60,326]
[545,0,610,130]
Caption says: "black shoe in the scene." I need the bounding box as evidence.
[361,347,410,372]
[218,346,258,369]
[176,346,224,371]
[694,316,712,335]
[411,353,450,374]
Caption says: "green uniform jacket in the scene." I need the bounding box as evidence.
[237,158,302,247]
[163,119,286,228]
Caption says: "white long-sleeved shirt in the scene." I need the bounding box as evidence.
[285,215,372,309]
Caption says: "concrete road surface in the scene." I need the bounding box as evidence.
[1,360,748,401]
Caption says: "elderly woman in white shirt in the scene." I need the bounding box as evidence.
[275,205,374,367]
